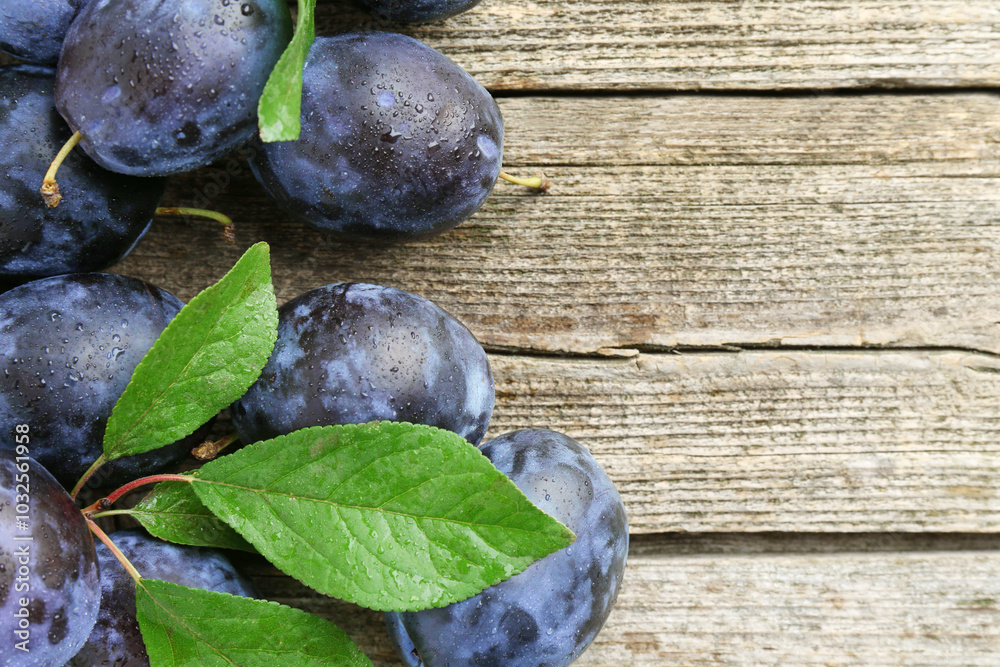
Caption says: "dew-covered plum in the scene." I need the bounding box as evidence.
[232,282,494,445]
[0,449,100,666]
[248,32,504,242]
[55,0,292,176]
[385,429,628,667]
[0,65,167,282]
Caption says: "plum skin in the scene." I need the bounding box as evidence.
[232,282,494,445]
[0,273,203,490]
[0,450,101,667]
[68,529,256,666]
[355,0,485,23]
[0,65,167,282]
[385,429,628,667]
[248,32,504,242]
[0,0,85,65]
[55,0,293,176]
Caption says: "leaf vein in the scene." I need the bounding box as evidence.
[199,478,550,537]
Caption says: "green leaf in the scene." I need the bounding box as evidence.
[136,579,371,667]
[190,422,575,612]
[102,243,278,461]
[128,480,255,553]
[258,0,316,141]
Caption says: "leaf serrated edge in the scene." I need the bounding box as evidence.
[102,242,276,462]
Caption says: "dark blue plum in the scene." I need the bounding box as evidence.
[0,274,202,491]
[356,0,484,23]
[0,65,167,282]
[232,282,494,445]
[248,32,504,242]
[385,612,422,666]
[68,529,256,666]
[386,429,628,667]
[0,0,86,64]
[55,0,293,176]
[0,450,101,666]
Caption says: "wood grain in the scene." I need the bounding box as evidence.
[315,0,1000,91]
[115,94,1000,355]
[243,551,1000,666]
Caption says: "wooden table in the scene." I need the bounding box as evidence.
[102,1,1000,663]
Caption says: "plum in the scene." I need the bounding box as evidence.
[0,449,101,666]
[232,282,494,445]
[248,32,504,242]
[355,0,485,23]
[68,529,256,666]
[0,0,86,65]
[0,65,167,282]
[0,273,202,491]
[385,429,628,667]
[55,0,293,176]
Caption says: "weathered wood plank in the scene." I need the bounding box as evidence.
[115,95,1000,355]
[483,350,1000,533]
[316,0,1000,91]
[243,551,1000,666]
[497,94,1000,167]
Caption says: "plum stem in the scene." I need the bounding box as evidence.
[89,509,134,519]
[499,170,551,192]
[80,473,193,517]
[87,518,143,583]
[155,207,237,244]
[41,130,83,208]
[192,432,240,462]
[71,454,107,500]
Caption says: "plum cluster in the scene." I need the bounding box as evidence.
[0,449,256,667]
[0,1,629,665]
[1,272,628,665]
[0,0,291,288]
[1,0,513,290]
